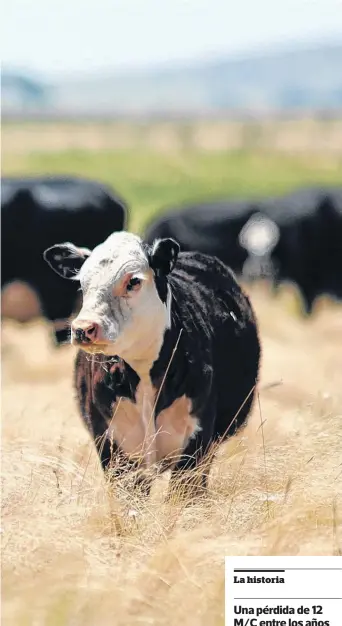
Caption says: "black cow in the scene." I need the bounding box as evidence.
[264,187,342,314]
[43,231,261,501]
[1,176,127,345]
[144,187,342,315]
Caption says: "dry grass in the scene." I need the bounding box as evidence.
[1,285,342,625]
[3,118,342,158]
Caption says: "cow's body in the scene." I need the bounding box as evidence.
[268,187,342,313]
[145,199,257,273]
[72,247,261,498]
[1,176,127,344]
[144,186,342,314]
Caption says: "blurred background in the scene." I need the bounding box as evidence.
[2,3,342,622]
[2,0,342,320]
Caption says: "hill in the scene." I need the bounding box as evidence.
[3,41,342,117]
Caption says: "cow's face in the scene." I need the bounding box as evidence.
[43,232,179,362]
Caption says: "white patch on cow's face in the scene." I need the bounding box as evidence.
[72,232,170,372]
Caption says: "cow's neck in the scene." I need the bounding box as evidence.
[120,303,182,394]
[122,334,164,383]
[150,314,186,395]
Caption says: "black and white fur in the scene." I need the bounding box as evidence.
[44,232,261,499]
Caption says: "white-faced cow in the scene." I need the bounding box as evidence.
[44,232,261,500]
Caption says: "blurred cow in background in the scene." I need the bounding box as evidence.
[264,187,342,314]
[1,176,128,345]
[144,186,342,315]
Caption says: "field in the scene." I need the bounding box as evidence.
[2,121,342,625]
[3,119,342,233]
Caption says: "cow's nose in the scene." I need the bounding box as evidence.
[72,321,99,344]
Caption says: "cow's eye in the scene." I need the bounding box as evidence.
[126,277,142,293]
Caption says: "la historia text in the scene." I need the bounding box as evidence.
[234,576,285,583]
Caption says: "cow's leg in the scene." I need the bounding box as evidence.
[84,401,152,496]
[298,286,314,316]
[105,441,154,498]
[75,353,153,499]
[166,418,216,503]
[82,400,113,472]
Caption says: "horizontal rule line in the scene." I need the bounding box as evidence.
[233,568,342,571]
[234,598,342,600]
[234,570,285,573]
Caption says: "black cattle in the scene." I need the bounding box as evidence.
[144,187,342,315]
[44,231,261,501]
[145,199,258,272]
[1,176,127,345]
[265,187,342,313]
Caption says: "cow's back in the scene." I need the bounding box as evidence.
[169,252,261,435]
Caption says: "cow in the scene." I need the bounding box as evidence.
[144,198,260,274]
[43,231,261,501]
[1,175,127,345]
[263,187,342,314]
[144,186,342,315]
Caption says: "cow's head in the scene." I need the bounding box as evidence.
[43,232,179,365]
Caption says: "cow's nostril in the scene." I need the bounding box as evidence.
[75,328,85,342]
[75,328,86,343]
[84,324,98,341]
[73,322,98,344]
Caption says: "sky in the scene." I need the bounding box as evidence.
[3,0,342,77]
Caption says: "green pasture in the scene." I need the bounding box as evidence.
[3,149,341,233]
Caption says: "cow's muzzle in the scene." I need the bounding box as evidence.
[71,320,100,345]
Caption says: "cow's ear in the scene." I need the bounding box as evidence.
[43,243,91,280]
[149,238,180,276]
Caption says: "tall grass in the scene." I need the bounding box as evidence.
[2,289,341,625]
[2,130,342,623]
